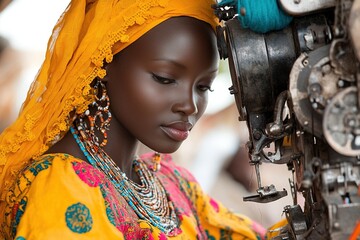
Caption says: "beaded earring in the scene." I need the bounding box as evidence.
[80,79,112,148]
[151,152,161,172]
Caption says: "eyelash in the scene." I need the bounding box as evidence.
[151,73,214,92]
[152,73,175,84]
[198,85,214,92]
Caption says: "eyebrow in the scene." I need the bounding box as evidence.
[152,59,218,74]
[152,59,187,69]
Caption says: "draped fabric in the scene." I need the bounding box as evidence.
[1,153,265,239]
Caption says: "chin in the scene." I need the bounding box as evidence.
[157,149,178,154]
[147,142,182,154]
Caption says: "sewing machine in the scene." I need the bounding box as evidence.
[214,0,360,239]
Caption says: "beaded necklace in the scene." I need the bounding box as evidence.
[70,121,179,235]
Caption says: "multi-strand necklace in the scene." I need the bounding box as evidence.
[70,120,179,235]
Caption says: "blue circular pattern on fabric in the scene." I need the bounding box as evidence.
[15,237,26,240]
[65,202,93,233]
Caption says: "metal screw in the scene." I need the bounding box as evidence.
[348,119,356,127]
[253,130,262,141]
[333,222,340,229]
[337,80,345,87]
[322,64,331,74]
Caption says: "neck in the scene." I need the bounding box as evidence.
[103,116,139,180]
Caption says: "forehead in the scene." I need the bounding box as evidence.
[136,17,215,47]
[113,17,219,70]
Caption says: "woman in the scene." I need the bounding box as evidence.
[0,0,268,239]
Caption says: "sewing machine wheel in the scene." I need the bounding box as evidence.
[323,86,360,156]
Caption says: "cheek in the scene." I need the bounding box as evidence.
[108,76,172,120]
[195,94,209,120]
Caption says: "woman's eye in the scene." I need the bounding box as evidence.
[198,85,214,92]
[152,73,175,84]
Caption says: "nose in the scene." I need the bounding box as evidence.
[171,87,199,116]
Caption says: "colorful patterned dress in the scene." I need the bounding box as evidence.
[2,153,266,239]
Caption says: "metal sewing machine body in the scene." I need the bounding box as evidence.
[215,0,360,239]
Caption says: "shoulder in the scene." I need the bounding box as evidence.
[18,153,101,185]
[30,153,82,168]
[21,153,109,190]
[4,153,109,214]
[5,153,103,204]
[2,153,131,239]
[25,153,80,175]
[1,154,94,237]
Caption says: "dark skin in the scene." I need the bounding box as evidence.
[46,17,219,183]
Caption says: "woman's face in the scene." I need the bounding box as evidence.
[105,17,219,153]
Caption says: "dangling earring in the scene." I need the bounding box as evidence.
[151,152,161,172]
[79,79,112,148]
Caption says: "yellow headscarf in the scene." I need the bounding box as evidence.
[0,0,218,215]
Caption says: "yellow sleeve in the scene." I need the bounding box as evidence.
[3,154,123,240]
[266,218,288,239]
[195,185,289,240]
[187,181,266,240]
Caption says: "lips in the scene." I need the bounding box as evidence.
[160,121,193,142]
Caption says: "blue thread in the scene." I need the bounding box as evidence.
[218,0,293,33]
[65,202,93,233]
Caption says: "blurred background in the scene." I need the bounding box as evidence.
[0,0,294,228]
[0,0,70,131]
